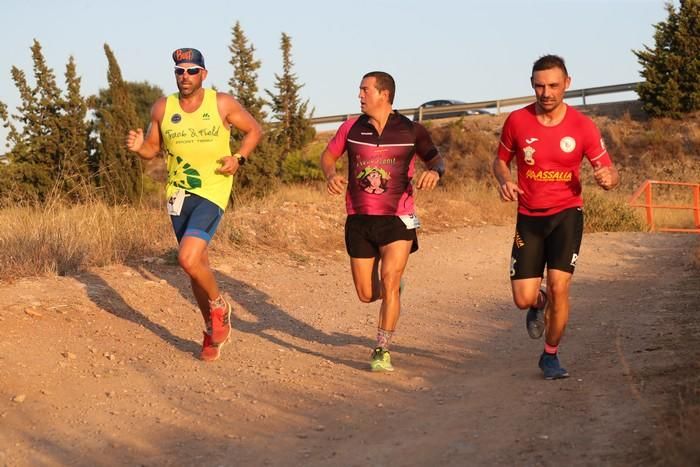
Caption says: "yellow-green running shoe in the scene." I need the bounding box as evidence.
[370,347,394,372]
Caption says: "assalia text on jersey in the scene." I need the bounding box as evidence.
[497,103,612,216]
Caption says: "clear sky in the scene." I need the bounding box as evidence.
[1,0,672,147]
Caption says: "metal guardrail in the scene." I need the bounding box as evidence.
[310,81,643,125]
[629,179,700,233]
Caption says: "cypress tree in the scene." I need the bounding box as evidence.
[266,32,314,157]
[675,0,700,111]
[92,81,163,132]
[635,0,700,118]
[228,21,278,195]
[94,43,142,203]
[229,21,265,121]
[59,56,91,199]
[1,40,63,202]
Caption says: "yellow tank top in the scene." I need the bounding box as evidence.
[161,89,232,210]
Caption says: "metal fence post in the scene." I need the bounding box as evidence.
[645,182,654,229]
[694,185,700,228]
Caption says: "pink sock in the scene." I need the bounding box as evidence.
[376,328,394,349]
[535,289,546,308]
[544,343,558,355]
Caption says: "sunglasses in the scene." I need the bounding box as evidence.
[174,66,203,76]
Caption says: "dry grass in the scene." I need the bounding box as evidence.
[0,200,173,279]
[0,179,649,282]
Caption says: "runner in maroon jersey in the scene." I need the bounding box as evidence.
[492,55,619,380]
[320,71,445,372]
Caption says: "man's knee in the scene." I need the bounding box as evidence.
[178,250,204,275]
[548,280,570,300]
[355,283,379,303]
[357,292,374,303]
[381,272,402,296]
[513,296,530,310]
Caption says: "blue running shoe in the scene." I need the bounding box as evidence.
[538,352,569,380]
[526,288,547,339]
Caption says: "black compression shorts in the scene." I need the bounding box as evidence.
[509,207,584,279]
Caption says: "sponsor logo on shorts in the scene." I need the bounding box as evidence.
[525,169,573,182]
[514,231,525,248]
[570,253,579,267]
[171,113,182,124]
[510,257,517,277]
[560,136,576,153]
[523,146,536,166]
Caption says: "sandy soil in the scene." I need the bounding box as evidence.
[1,226,698,466]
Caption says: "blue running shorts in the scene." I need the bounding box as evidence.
[170,192,224,244]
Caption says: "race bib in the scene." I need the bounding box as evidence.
[399,213,421,230]
[167,189,186,216]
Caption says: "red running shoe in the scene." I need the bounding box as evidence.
[209,297,232,345]
[200,332,224,362]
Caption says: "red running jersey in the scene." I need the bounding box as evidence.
[498,103,612,216]
[326,112,439,216]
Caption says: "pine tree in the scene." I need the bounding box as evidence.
[227,21,279,195]
[635,0,700,118]
[94,43,143,203]
[59,56,91,199]
[266,32,315,157]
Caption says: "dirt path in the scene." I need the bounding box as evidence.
[1,227,698,466]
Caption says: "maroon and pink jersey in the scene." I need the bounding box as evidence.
[498,103,612,216]
[326,112,439,216]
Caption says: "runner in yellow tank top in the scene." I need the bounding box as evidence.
[161,88,232,211]
[126,47,262,362]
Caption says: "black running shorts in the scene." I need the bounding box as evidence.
[344,214,419,258]
[510,207,584,279]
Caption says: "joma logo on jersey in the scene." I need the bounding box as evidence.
[526,169,573,182]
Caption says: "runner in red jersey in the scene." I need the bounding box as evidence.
[492,55,619,380]
[321,71,445,372]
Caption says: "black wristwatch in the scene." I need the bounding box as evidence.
[234,153,246,166]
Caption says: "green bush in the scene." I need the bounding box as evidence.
[281,149,323,183]
[584,190,647,232]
